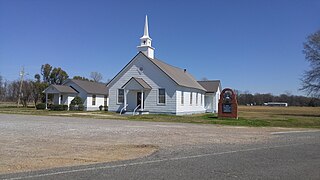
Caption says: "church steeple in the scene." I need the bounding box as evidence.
[143,15,149,38]
[137,15,155,59]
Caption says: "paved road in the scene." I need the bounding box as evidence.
[0,114,319,180]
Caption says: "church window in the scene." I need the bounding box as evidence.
[196,93,198,105]
[118,89,124,104]
[181,91,184,105]
[158,89,165,104]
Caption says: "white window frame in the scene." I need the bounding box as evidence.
[181,91,184,105]
[158,88,166,105]
[117,89,124,104]
[60,95,63,104]
[196,93,198,106]
[104,95,108,106]
[92,94,96,106]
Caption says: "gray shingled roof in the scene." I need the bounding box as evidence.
[134,77,152,89]
[122,77,151,89]
[51,85,78,94]
[197,80,221,93]
[150,58,206,91]
[107,52,208,91]
[67,79,108,95]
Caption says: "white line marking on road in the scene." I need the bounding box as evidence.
[153,125,186,128]
[124,126,146,128]
[3,143,305,180]
[271,130,320,135]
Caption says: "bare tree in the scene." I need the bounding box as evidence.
[0,75,5,101]
[301,30,320,97]
[90,72,103,82]
[6,80,19,102]
[20,80,33,107]
[73,76,90,81]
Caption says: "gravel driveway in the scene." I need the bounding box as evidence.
[0,114,305,174]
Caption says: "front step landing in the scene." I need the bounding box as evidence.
[123,110,149,115]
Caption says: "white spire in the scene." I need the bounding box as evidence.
[137,15,154,59]
[143,15,149,38]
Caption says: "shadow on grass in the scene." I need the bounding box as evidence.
[201,114,218,119]
[276,114,320,118]
[206,116,218,119]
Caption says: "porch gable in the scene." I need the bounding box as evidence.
[122,77,152,90]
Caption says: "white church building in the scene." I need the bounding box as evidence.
[107,16,221,115]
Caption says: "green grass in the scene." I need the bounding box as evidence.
[0,102,319,128]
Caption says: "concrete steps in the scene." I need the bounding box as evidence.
[122,110,150,115]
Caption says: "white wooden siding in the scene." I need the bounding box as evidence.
[212,87,221,113]
[108,53,177,113]
[86,94,105,111]
[64,81,105,111]
[204,91,220,113]
[176,87,206,115]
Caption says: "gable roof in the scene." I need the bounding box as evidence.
[197,80,221,93]
[44,84,78,94]
[107,51,206,91]
[122,77,152,90]
[150,57,206,91]
[107,52,206,91]
[64,79,108,95]
[134,77,152,89]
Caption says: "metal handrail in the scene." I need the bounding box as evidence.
[120,104,128,115]
[132,104,141,116]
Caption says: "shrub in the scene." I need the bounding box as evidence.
[69,104,76,111]
[78,104,84,111]
[69,96,84,111]
[63,105,68,111]
[50,104,68,111]
[69,104,85,111]
[36,103,46,110]
[70,96,83,105]
[99,105,103,111]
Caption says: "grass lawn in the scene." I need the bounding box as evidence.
[0,102,319,128]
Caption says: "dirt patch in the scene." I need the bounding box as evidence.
[0,143,157,174]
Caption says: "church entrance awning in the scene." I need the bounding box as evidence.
[121,77,151,90]
[121,77,151,112]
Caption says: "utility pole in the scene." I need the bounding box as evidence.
[17,66,25,107]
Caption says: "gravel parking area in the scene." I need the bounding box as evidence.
[0,114,305,174]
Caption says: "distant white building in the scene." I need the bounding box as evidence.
[107,16,221,115]
[43,79,108,111]
[263,102,288,107]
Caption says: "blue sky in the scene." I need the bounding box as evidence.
[0,0,319,95]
